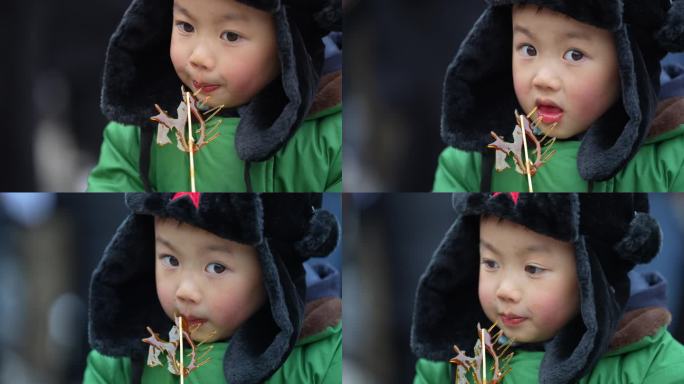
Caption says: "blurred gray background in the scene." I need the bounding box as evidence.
[1,0,131,191]
[344,0,486,191]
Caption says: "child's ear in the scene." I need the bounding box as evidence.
[656,0,684,52]
[613,212,661,264]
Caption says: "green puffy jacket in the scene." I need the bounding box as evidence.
[83,322,341,384]
[86,104,342,192]
[414,325,684,384]
[433,124,684,192]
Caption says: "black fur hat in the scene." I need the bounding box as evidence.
[88,192,339,384]
[100,0,341,187]
[411,193,662,384]
[441,0,684,181]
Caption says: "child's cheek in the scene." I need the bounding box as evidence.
[156,275,176,319]
[566,69,619,126]
[209,296,235,327]
[568,85,605,123]
[512,65,534,113]
[529,292,569,332]
[478,275,497,322]
[169,39,190,81]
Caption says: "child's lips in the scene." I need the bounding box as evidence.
[537,104,564,124]
[183,316,208,329]
[500,314,527,327]
[192,80,220,93]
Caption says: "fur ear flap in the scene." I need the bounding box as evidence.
[614,212,662,264]
[656,0,684,52]
[295,209,339,259]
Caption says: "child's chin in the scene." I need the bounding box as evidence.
[190,327,230,343]
[189,331,214,343]
[502,328,549,344]
[537,122,561,136]
[540,122,588,140]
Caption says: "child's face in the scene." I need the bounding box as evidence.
[170,0,280,108]
[154,217,266,342]
[478,216,579,343]
[511,6,620,139]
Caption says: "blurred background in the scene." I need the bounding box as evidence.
[0,193,341,384]
[342,193,684,383]
[343,0,485,191]
[343,1,684,191]
[1,1,131,191]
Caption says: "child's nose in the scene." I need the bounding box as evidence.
[175,278,201,304]
[189,44,215,71]
[532,66,561,92]
[495,279,521,303]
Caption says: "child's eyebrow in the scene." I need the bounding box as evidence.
[173,4,194,20]
[563,29,592,42]
[174,3,249,23]
[480,238,551,258]
[220,11,249,23]
[514,24,592,43]
[480,239,502,256]
[518,244,552,257]
[512,25,535,40]
[156,236,179,253]
[203,244,235,256]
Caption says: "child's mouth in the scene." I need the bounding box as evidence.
[500,314,527,326]
[536,104,563,124]
[192,81,220,94]
[184,316,208,329]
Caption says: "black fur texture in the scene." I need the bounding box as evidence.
[411,193,661,384]
[442,0,684,182]
[89,193,339,384]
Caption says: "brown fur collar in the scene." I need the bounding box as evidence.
[646,97,684,139]
[299,296,342,340]
[307,70,342,116]
[608,306,672,351]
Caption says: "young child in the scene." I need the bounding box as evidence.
[87,0,342,192]
[434,1,684,192]
[83,193,341,383]
[411,193,684,383]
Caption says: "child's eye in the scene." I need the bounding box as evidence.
[481,259,499,270]
[518,44,537,57]
[175,21,194,34]
[161,255,180,267]
[206,263,227,274]
[524,265,545,275]
[221,31,241,42]
[563,49,585,62]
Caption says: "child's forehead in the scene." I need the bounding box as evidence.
[154,215,186,228]
[479,215,575,255]
[173,0,269,18]
[510,4,618,53]
[512,4,569,18]
[153,216,219,240]
[511,4,607,35]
